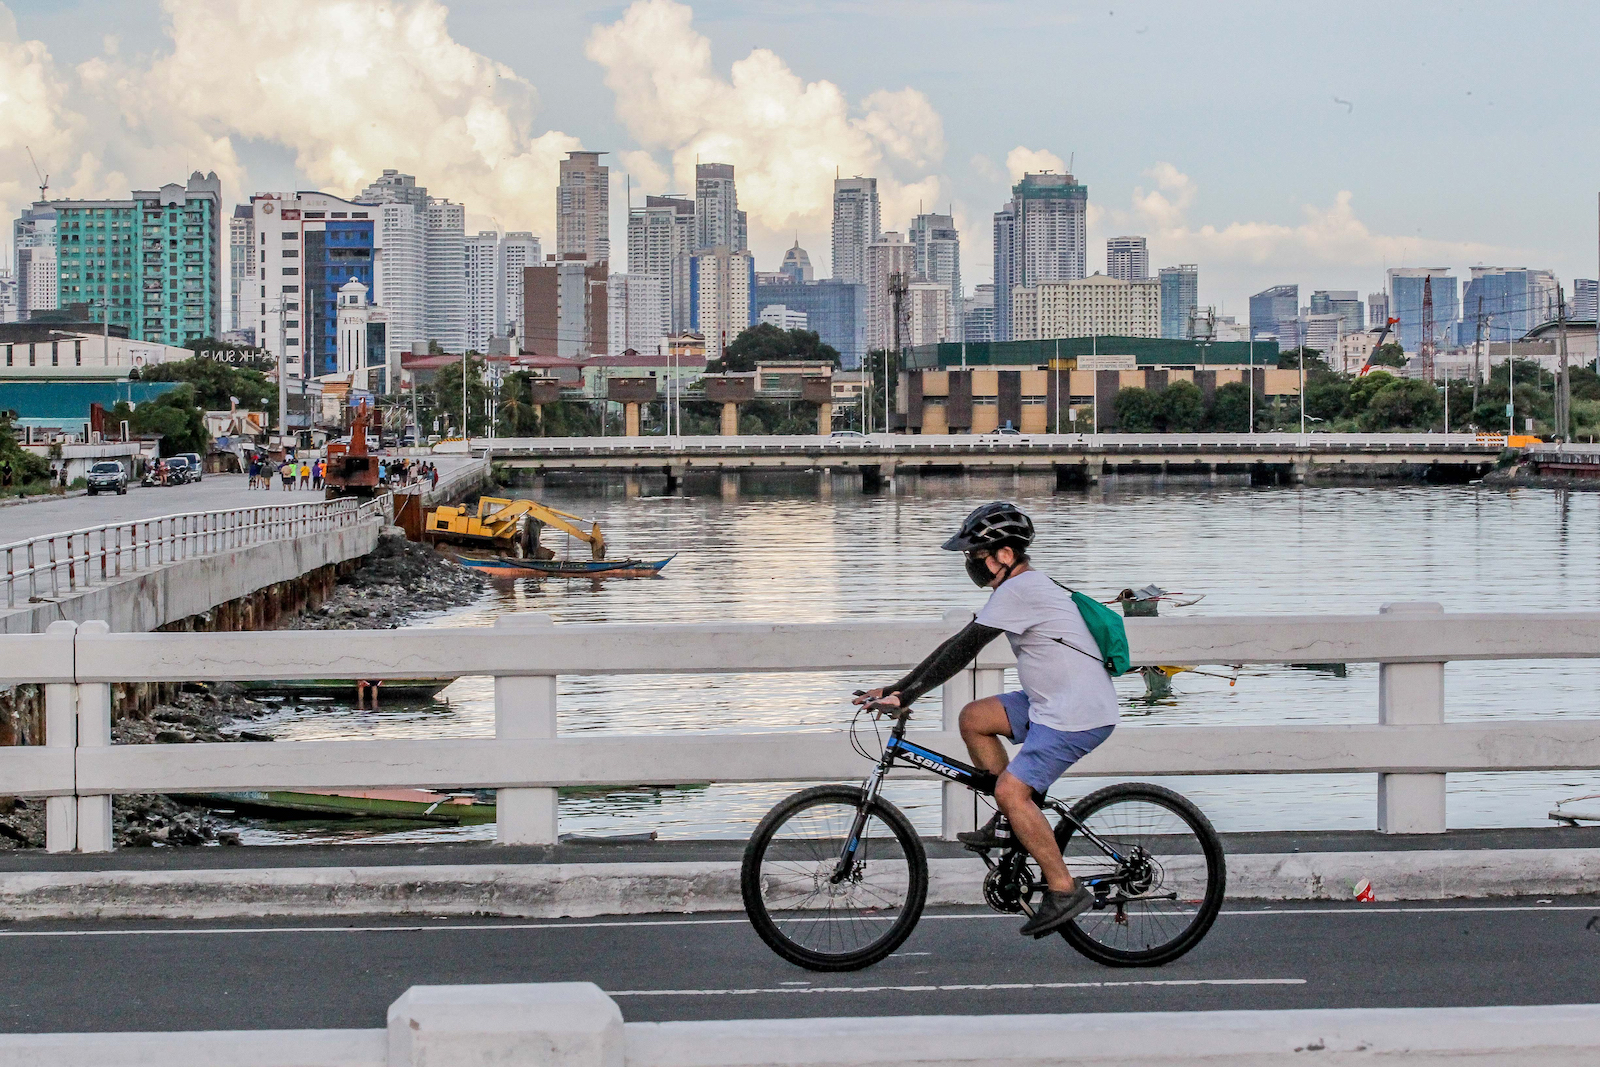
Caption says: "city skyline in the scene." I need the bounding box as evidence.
[3,0,1597,322]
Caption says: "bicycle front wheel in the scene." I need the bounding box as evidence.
[741,785,928,972]
[1055,782,1226,967]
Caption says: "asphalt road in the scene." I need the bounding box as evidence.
[3,899,1599,1032]
[2,474,321,542]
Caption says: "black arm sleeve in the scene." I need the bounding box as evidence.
[885,620,1004,707]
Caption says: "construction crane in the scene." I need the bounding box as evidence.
[1357,317,1401,376]
[25,146,47,202]
[425,498,607,560]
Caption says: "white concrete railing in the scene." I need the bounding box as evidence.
[5,983,1600,1066]
[5,603,1600,854]
[1,498,384,609]
[473,432,1499,454]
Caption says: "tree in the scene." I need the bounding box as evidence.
[1303,377,1352,423]
[0,410,51,488]
[1113,387,1160,431]
[1359,377,1442,431]
[1277,347,1327,371]
[111,384,210,456]
[141,356,274,417]
[427,356,492,436]
[717,323,841,373]
[1369,343,1407,368]
[1158,380,1206,431]
[1206,381,1252,431]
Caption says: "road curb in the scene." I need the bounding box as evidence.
[0,847,1597,921]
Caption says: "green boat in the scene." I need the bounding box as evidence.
[187,787,496,824]
[238,679,453,700]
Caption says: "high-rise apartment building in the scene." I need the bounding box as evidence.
[1012,275,1160,341]
[992,205,1016,342]
[1250,284,1300,346]
[863,232,915,354]
[465,231,500,353]
[627,194,694,335]
[831,177,880,284]
[228,205,255,336]
[909,212,961,336]
[780,241,814,284]
[46,171,222,345]
[993,171,1088,341]
[498,233,540,347]
[1459,267,1558,343]
[1368,291,1390,328]
[689,246,755,362]
[423,199,467,353]
[360,169,428,210]
[694,163,745,253]
[1386,269,1458,352]
[1574,279,1598,322]
[1158,264,1198,340]
[608,272,664,356]
[963,284,995,344]
[251,190,376,381]
[525,257,608,359]
[1106,236,1149,282]
[0,270,16,324]
[1310,289,1363,335]
[14,202,57,322]
[368,202,424,357]
[557,151,609,262]
[906,280,953,346]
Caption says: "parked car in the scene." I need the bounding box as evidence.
[85,461,127,496]
[173,452,203,482]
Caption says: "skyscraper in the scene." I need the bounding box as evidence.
[1459,267,1557,343]
[1574,279,1598,322]
[1106,236,1149,282]
[608,272,664,356]
[370,201,425,357]
[780,240,814,284]
[992,170,1088,341]
[557,151,609,262]
[831,177,880,284]
[498,232,540,347]
[627,195,694,335]
[689,246,755,361]
[694,163,745,252]
[963,284,995,344]
[1368,291,1390,329]
[228,205,255,335]
[424,199,467,353]
[908,212,961,336]
[863,232,915,354]
[465,231,500,353]
[525,258,607,359]
[14,202,57,322]
[1310,290,1363,335]
[1387,269,1458,352]
[1250,284,1300,346]
[360,169,428,210]
[1158,265,1198,340]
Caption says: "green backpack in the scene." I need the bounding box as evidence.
[1050,579,1133,677]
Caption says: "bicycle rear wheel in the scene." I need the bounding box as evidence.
[1054,782,1225,967]
[741,785,927,972]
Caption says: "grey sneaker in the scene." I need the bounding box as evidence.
[956,812,1013,851]
[1019,886,1095,938]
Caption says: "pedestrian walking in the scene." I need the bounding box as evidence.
[312,459,324,490]
[430,464,438,490]
[247,457,260,489]
[378,459,389,488]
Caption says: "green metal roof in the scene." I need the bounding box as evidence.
[904,336,1281,369]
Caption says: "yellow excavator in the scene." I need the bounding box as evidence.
[424,498,607,560]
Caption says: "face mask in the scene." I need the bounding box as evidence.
[964,553,993,588]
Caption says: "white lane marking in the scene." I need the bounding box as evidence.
[608,979,1307,997]
[0,903,1591,939]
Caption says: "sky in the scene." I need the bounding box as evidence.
[4,0,1599,318]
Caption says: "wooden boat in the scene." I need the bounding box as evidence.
[455,553,675,579]
[239,679,453,700]
[187,787,496,825]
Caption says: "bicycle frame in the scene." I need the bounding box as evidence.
[830,708,1131,891]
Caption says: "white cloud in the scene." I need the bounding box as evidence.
[585,0,950,273]
[1005,147,1066,182]
[0,0,582,245]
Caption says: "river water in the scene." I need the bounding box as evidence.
[243,475,1600,844]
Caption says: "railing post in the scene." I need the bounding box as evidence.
[1377,602,1446,834]
[43,621,78,854]
[75,620,114,852]
[940,608,978,840]
[494,613,559,846]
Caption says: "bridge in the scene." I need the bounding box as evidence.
[473,433,1506,490]
[1,605,1598,1061]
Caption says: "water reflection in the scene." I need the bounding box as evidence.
[253,478,1600,840]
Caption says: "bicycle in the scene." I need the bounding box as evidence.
[741,697,1226,972]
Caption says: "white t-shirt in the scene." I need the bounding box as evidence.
[974,569,1122,733]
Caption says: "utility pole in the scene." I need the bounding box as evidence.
[1419,275,1437,383]
[1473,295,1484,415]
[1557,284,1572,440]
[888,270,908,435]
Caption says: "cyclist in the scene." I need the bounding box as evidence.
[854,501,1119,938]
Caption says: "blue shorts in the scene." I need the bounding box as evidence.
[999,691,1114,795]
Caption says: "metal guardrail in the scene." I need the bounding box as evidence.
[1,498,384,610]
[473,432,1505,457]
[6,604,1599,854]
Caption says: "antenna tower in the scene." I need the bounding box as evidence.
[1419,275,1436,381]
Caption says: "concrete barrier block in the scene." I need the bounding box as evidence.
[387,982,623,1067]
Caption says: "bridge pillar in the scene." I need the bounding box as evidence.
[1086,458,1105,484]
[720,471,740,501]
[720,402,739,436]
[624,474,641,498]
[817,467,833,499]
[494,613,559,846]
[1377,602,1446,834]
[623,402,641,438]
[1292,456,1310,483]
[664,465,683,495]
